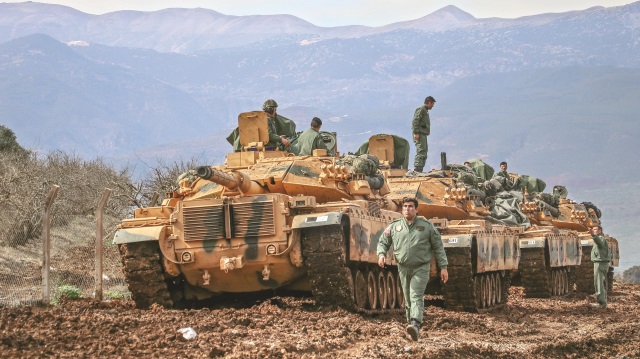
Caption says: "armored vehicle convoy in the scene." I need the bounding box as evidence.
[114,111,406,313]
[358,135,521,312]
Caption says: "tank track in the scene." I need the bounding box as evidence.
[301,224,403,315]
[575,247,594,293]
[576,246,613,294]
[118,241,174,309]
[443,247,509,312]
[519,248,574,298]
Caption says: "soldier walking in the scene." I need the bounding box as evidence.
[377,197,448,341]
[590,226,611,308]
[412,96,436,172]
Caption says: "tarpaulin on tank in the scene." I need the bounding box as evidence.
[519,174,546,194]
[226,114,297,150]
[354,134,410,169]
[490,192,531,228]
[466,159,494,181]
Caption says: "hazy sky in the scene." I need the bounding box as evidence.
[4,0,635,26]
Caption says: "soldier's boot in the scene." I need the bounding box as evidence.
[406,320,420,341]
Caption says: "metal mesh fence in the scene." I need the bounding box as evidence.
[0,190,130,308]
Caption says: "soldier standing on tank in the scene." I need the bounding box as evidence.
[297,117,331,156]
[377,197,448,341]
[412,96,436,172]
[263,99,291,149]
[590,225,611,308]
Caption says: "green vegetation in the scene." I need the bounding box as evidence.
[53,285,83,304]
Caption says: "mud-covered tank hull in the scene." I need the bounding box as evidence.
[430,219,521,312]
[517,228,581,298]
[575,234,619,293]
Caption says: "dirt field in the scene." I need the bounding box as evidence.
[1,283,638,358]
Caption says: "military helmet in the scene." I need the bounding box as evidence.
[262,99,278,112]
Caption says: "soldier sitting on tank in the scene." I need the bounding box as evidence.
[262,99,292,150]
[296,117,332,156]
[492,161,519,191]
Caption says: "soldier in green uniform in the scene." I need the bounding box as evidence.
[412,96,436,172]
[492,161,515,191]
[297,117,330,156]
[377,197,448,341]
[590,226,611,308]
[262,99,291,149]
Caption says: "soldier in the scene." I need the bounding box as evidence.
[377,197,448,341]
[297,117,330,156]
[412,96,436,172]
[262,99,291,149]
[492,161,515,191]
[590,226,611,308]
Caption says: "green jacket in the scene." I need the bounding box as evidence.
[266,115,283,148]
[377,216,448,269]
[591,234,611,262]
[412,105,430,135]
[297,128,328,156]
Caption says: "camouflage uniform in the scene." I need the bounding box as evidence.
[591,233,611,307]
[412,105,430,172]
[377,216,448,328]
[297,128,328,156]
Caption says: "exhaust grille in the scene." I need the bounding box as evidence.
[183,204,225,241]
[181,199,276,241]
[233,200,276,237]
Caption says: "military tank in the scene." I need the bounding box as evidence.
[357,135,521,312]
[114,111,406,313]
[531,190,619,293]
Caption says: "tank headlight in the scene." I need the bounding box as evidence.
[266,244,277,255]
[182,251,193,262]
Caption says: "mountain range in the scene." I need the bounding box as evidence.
[0,1,639,270]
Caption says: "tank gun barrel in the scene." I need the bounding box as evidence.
[196,166,267,194]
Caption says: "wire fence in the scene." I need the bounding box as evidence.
[0,186,130,308]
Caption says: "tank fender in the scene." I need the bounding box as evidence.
[291,212,343,229]
[113,226,164,245]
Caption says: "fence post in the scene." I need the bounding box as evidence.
[42,185,60,305]
[95,188,112,301]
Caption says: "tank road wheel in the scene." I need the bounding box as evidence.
[495,273,503,304]
[367,270,378,309]
[561,269,568,295]
[377,271,388,309]
[386,271,397,309]
[353,269,368,310]
[488,274,496,307]
[550,271,557,296]
[396,272,405,309]
[480,275,488,309]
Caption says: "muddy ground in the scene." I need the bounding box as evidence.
[1,283,638,358]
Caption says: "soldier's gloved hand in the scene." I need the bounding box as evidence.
[378,256,386,268]
[281,136,291,147]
